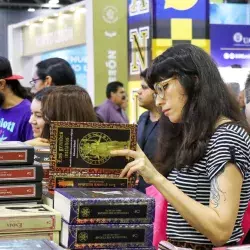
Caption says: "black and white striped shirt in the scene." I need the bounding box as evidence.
[167,123,250,245]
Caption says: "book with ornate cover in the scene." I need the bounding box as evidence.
[54,188,155,224]
[0,182,42,200]
[0,164,43,183]
[0,141,34,165]
[60,221,153,249]
[49,121,137,189]
[0,239,64,249]
[159,241,192,250]
[0,231,60,244]
[0,204,61,233]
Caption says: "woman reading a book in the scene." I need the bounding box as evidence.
[26,85,98,146]
[111,44,250,249]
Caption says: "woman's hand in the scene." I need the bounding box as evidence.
[25,137,49,147]
[110,144,162,184]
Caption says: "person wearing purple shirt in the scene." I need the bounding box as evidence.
[96,81,129,123]
[0,56,33,142]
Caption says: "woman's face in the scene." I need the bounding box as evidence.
[29,99,45,138]
[30,71,46,94]
[155,77,187,123]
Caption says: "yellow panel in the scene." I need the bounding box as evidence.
[171,19,192,40]
[191,39,211,55]
[152,38,172,59]
[127,81,146,123]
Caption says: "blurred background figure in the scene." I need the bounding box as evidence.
[136,70,161,193]
[0,56,33,142]
[245,74,250,125]
[96,81,129,123]
[30,57,76,94]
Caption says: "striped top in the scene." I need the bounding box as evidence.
[167,123,250,245]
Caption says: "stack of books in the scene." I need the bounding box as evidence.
[54,188,155,249]
[0,239,64,250]
[0,204,61,243]
[34,146,50,191]
[0,141,43,204]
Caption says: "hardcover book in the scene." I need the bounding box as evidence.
[0,231,60,244]
[0,239,64,250]
[0,164,43,183]
[54,188,155,224]
[0,141,34,165]
[34,146,50,165]
[0,182,42,200]
[0,204,61,233]
[60,221,153,249]
[49,121,137,189]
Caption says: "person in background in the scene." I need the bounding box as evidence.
[238,90,246,116]
[111,44,250,247]
[0,56,33,142]
[30,57,76,94]
[136,69,161,193]
[227,82,240,100]
[245,74,250,125]
[96,81,129,123]
[26,87,55,146]
[26,85,98,146]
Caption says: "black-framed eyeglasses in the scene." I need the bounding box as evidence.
[153,77,175,100]
[29,78,40,86]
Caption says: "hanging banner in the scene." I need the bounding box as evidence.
[41,45,87,89]
[92,0,128,106]
[128,0,153,81]
[153,0,210,57]
[211,24,250,68]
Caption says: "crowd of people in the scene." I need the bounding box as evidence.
[1,43,250,248]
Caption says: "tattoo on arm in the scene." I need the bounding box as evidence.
[210,169,226,208]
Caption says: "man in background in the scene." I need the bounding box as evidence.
[136,70,161,193]
[96,81,129,123]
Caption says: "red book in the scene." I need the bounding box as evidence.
[0,142,34,165]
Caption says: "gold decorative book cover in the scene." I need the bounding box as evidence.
[49,121,137,189]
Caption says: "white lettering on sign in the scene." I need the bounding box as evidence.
[35,27,74,48]
[105,50,117,82]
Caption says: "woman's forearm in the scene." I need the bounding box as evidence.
[152,173,237,246]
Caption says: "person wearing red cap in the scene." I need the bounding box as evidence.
[0,56,33,142]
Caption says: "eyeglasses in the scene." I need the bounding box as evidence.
[153,77,175,100]
[29,78,40,87]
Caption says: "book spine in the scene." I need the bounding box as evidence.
[48,170,136,189]
[0,182,42,200]
[0,148,34,165]
[0,215,59,233]
[0,165,43,183]
[63,223,153,249]
[68,202,154,224]
[0,231,60,244]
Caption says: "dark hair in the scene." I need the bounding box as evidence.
[5,80,30,99]
[146,44,249,176]
[34,86,56,102]
[106,81,124,99]
[140,69,147,79]
[41,85,98,139]
[0,56,30,100]
[36,58,76,86]
[245,73,250,104]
